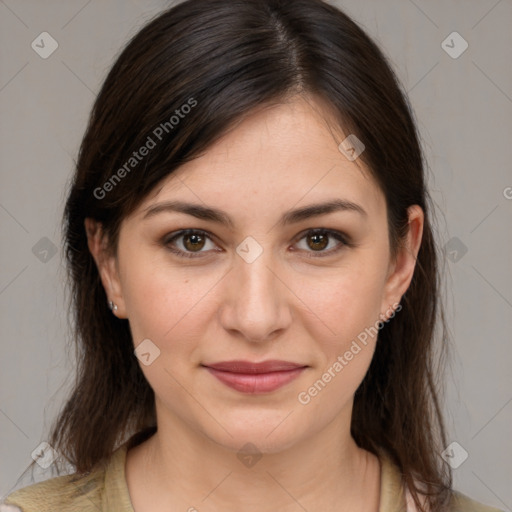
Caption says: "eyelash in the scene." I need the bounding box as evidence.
[162,228,351,259]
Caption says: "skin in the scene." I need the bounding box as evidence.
[85,95,423,512]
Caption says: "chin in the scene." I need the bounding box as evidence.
[202,412,307,456]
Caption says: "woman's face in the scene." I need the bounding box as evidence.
[91,96,422,454]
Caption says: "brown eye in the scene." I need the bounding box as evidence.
[306,232,329,251]
[294,229,349,257]
[183,232,206,252]
[164,229,217,258]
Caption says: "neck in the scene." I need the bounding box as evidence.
[126,407,381,512]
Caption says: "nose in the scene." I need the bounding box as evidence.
[218,247,293,343]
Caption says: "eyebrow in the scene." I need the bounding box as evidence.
[142,198,367,227]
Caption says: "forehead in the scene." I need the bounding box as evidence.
[136,96,385,221]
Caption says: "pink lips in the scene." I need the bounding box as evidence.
[202,360,307,394]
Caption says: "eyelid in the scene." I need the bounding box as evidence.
[162,227,350,259]
[162,229,219,259]
[291,228,350,258]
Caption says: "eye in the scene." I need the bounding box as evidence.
[163,229,218,258]
[162,228,350,260]
[293,228,349,257]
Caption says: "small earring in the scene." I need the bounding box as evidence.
[108,300,118,313]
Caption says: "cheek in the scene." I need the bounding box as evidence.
[295,259,387,352]
[120,251,225,354]
[294,264,386,417]
[121,260,220,402]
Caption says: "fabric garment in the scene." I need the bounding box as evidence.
[1,441,504,512]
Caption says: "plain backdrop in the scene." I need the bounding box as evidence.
[1,0,511,509]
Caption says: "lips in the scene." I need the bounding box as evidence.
[202,360,308,393]
[204,360,306,373]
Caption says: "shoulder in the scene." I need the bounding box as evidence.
[446,490,505,512]
[379,450,504,512]
[0,469,105,512]
[405,485,505,512]
[1,442,133,512]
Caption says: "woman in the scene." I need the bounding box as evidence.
[1,0,504,511]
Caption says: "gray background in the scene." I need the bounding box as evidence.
[1,0,511,508]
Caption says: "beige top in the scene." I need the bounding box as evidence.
[1,442,504,512]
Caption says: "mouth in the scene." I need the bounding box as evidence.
[201,360,308,394]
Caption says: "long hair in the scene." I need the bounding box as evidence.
[31,1,452,510]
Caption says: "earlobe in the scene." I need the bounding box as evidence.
[381,205,424,312]
[84,218,127,318]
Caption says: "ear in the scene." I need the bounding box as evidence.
[84,218,127,318]
[380,205,424,317]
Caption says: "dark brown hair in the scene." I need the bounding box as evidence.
[34,0,453,510]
